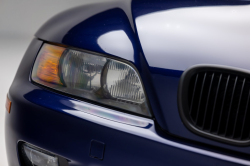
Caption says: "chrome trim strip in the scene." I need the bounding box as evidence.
[62,100,250,165]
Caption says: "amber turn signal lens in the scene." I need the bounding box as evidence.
[5,95,11,113]
[32,44,65,86]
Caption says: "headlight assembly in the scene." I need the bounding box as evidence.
[32,44,151,117]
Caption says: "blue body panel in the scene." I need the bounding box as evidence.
[131,0,250,154]
[6,39,247,166]
[6,0,250,165]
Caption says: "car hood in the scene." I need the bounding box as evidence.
[134,2,250,71]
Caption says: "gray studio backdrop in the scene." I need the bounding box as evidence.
[0,0,116,165]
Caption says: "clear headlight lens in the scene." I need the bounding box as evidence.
[32,44,151,117]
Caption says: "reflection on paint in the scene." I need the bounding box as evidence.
[97,30,134,61]
[136,5,250,71]
[60,99,151,128]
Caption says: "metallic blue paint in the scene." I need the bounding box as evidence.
[24,90,152,129]
[6,0,250,165]
[132,0,250,155]
[6,39,247,166]
[36,3,138,63]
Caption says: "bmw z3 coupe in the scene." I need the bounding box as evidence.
[5,0,250,165]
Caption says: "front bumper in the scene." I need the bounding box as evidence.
[5,39,249,166]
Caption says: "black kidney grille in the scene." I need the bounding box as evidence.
[188,71,250,142]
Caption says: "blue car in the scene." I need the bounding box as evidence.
[5,0,250,165]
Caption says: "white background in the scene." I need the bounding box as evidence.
[0,0,114,165]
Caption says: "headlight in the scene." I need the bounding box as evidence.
[32,44,151,117]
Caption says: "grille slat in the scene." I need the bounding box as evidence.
[240,89,250,139]
[217,75,230,134]
[232,78,245,138]
[180,66,250,145]
[202,73,214,129]
[225,76,238,137]
[195,73,207,125]
[209,74,222,132]
[189,74,199,116]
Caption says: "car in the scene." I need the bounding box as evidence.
[5,0,250,165]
